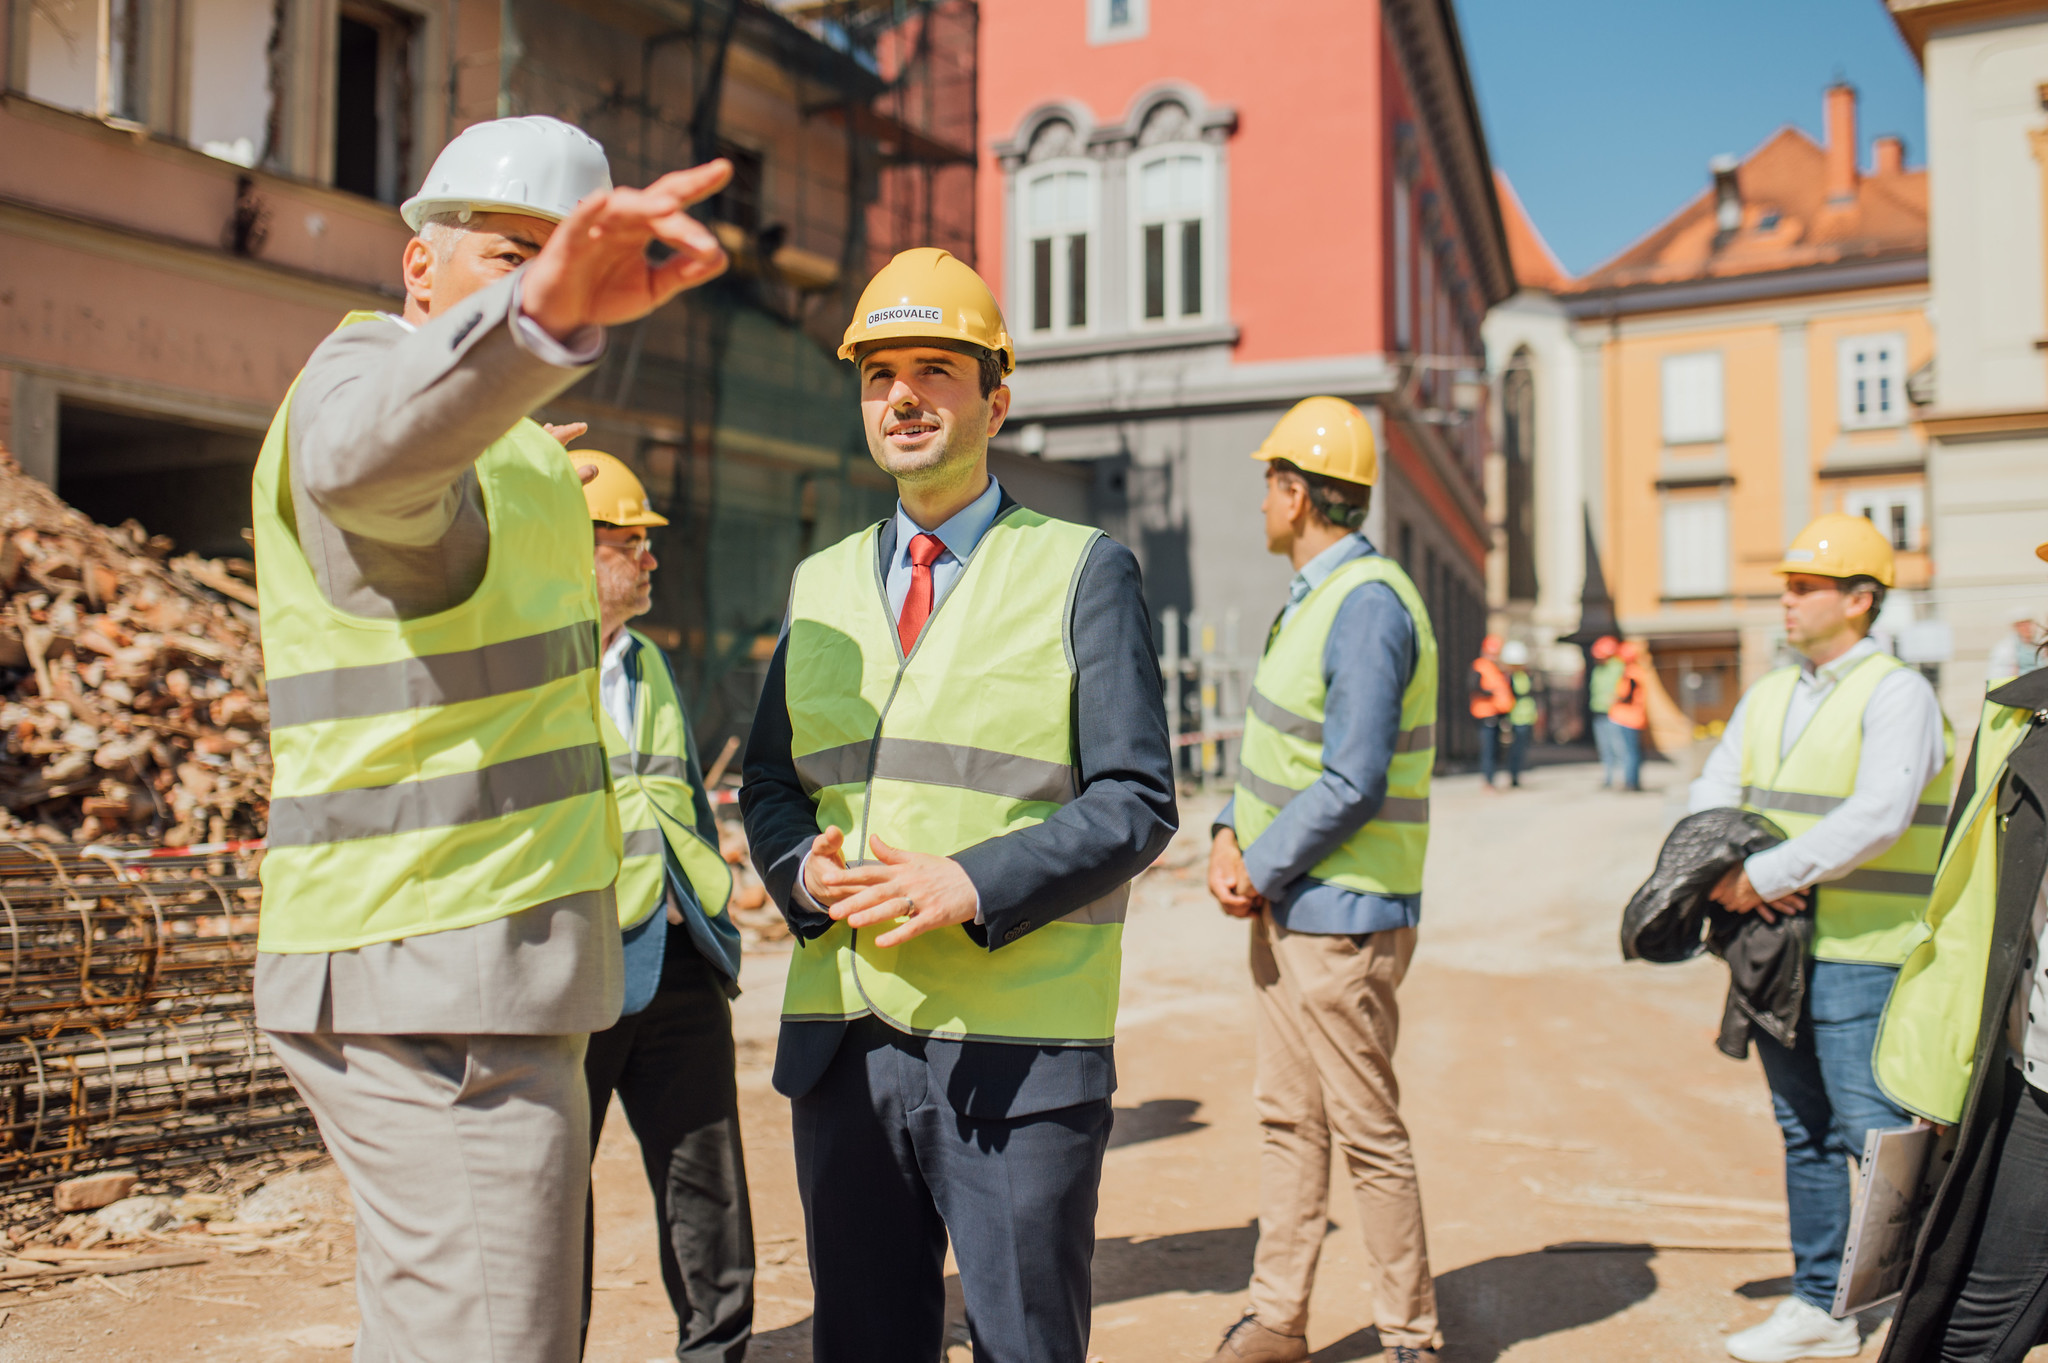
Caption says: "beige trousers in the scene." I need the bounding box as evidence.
[1247,913,1441,1351]
[267,1030,592,1363]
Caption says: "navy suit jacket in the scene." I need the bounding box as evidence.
[740,492,1178,1117]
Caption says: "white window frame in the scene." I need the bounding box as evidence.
[1661,351,1725,445]
[1012,159,1099,340]
[1128,144,1218,330]
[1661,495,1731,599]
[1843,485,1925,553]
[1838,332,1908,431]
[1087,0,1148,45]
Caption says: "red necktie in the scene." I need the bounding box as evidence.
[897,532,945,654]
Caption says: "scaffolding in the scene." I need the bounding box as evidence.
[497,0,979,751]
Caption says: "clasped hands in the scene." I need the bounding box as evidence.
[1708,863,1808,925]
[801,826,980,948]
[1207,829,1267,920]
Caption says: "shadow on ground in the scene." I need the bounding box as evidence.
[1093,1220,1259,1306]
[1108,1097,1208,1149]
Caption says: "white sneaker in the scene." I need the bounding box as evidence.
[1725,1297,1862,1362]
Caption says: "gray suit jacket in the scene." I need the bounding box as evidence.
[254,273,625,1036]
[740,494,1179,1116]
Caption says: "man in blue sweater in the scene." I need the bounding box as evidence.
[1205,398,1443,1363]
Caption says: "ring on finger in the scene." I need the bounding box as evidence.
[902,895,917,917]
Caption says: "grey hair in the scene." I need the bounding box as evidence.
[415,210,474,260]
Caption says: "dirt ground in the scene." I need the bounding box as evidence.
[8,753,2034,1361]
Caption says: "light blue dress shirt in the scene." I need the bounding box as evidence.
[1281,534,1368,628]
[884,475,1006,620]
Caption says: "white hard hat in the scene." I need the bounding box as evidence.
[1500,640,1530,666]
[400,116,612,230]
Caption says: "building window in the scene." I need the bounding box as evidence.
[1087,0,1148,44]
[1839,333,1907,430]
[1661,497,1730,598]
[1393,177,1412,351]
[186,0,275,167]
[1133,150,1212,326]
[1661,351,1725,445]
[1020,166,1094,336]
[1844,485,1924,552]
[22,0,157,123]
[333,2,418,203]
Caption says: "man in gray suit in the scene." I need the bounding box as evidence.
[251,117,730,1363]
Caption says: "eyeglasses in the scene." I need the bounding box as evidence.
[595,533,650,558]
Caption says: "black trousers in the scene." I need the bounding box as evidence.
[792,1017,1111,1363]
[582,947,754,1363]
[1941,1072,2048,1362]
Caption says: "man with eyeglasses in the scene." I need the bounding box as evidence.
[577,453,752,1362]
[1689,513,1952,1363]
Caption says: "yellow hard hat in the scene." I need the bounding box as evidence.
[1249,396,1378,486]
[1777,512,1894,586]
[838,248,1015,375]
[579,451,669,527]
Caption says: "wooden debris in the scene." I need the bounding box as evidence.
[0,445,268,846]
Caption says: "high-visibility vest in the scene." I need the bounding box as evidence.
[252,313,620,952]
[1738,652,1954,965]
[1234,555,1438,897]
[1470,657,1512,718]
[1609,665,1649,730]
[1509,669,1537,727]
[1589,657,1624,713]
[600,628,731,930]
[780,507,1130,1046]
[1873,695,2034,1123]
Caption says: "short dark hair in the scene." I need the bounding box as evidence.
[974,347,1004,399]
[1268,459,1372,531]
[1840,575,1887,635]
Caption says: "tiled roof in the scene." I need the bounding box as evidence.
[1495,171,1572,293]
[1566,124,1926,295]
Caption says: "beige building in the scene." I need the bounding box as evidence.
[1890,0,2048,724]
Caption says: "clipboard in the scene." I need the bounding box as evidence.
[1832,1121,1956,1318]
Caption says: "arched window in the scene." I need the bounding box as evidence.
[1012,119,1097,338]
[1129,101,1216,328]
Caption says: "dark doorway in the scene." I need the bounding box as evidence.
[56,402,262,560]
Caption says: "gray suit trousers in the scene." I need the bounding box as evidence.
[268,1030,591,1363]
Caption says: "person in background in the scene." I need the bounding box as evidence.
[1588,636,1625,788]
[577,453,752,1363]
[1609,642,1649,793]
[1874,534,2048,1363]
[1470,635,1513,791]
[1691,513,1951,1363]
[1206,396,1444,1363]
[1986,608,2044,686]
[1499,640,1537,789]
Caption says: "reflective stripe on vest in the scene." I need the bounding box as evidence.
[1874,698,2036,1122]
[252,313,620,952]
[1232,554,1439,897]
[780,508,1125,1045]
[601,628,733,931]
[1737,653,1955,965]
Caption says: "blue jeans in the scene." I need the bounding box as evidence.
[1754,960,1909,1310]
[1614,723,1643,790]
[1478,717,1504,784]
[1591,715,1620,786]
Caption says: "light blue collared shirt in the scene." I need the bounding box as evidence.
[884,476,1005,620]
[1281,534,1368,628]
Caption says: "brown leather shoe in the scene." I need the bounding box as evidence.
[1205,1313,1309,1363]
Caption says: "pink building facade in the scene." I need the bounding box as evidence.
[978,0,1513,757]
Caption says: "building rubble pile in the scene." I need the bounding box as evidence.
[0,446,269,846]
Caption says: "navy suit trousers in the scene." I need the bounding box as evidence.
[792,1017,1111,1363]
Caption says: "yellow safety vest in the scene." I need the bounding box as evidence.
[1874,697,2035,1123]
[1233,555,1438,897]
[780,507,1128,1046]
[252,312,620,952]
[1509,669,1537,727]
[601,628,731,930]
[1738,652,1954,965]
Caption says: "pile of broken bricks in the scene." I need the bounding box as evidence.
[0,445,269,847]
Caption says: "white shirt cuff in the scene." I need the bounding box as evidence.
[1743,848,1801,905]
[509,277,605,367]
